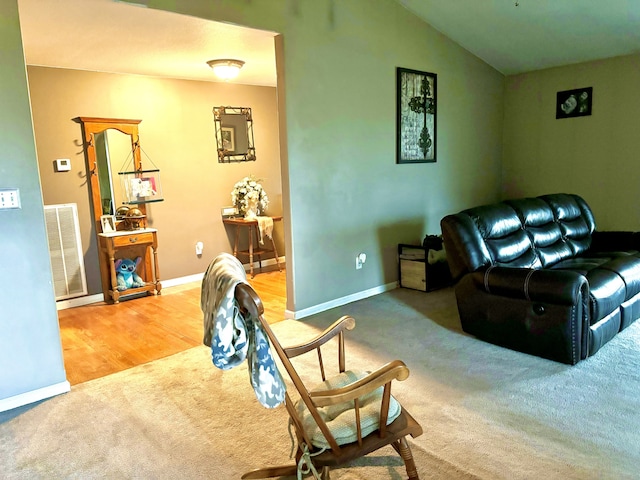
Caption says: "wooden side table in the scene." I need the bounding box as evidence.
[98,228,161,303]
[223,216,283,278]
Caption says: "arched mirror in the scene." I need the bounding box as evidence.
[213,106,256,162]
[74,117,146,229]
[93,128,136,216]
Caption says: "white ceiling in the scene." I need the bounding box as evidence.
[17,0,278,86]
[17,0,640,86]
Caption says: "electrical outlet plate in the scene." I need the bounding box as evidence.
[0,188,21,209]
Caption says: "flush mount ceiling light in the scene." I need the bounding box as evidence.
[207,59,245,80]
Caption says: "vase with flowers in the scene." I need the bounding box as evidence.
[231,175,269,219]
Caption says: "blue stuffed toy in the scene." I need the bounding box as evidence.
[115,257,145,291]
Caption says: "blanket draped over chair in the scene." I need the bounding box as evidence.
[201,252,285,408]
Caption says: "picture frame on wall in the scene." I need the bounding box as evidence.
[396,67,437,164]
[556,86,592,119]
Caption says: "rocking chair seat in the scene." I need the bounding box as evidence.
[295,369,402,449]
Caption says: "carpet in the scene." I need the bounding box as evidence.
[1,287,639,479]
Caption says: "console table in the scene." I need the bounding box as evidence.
[98,228,161,303]
[223,216,282,278]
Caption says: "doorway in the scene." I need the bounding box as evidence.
[19,0,290,383]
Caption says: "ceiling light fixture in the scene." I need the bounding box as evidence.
[206,59,245,80]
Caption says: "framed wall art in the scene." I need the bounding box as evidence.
[396,67,437,164]
[556,86,592,119]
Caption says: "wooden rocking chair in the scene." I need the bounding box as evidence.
[234,283,423,479]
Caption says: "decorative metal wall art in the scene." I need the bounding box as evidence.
[556,87,592,119]
[213,106,256,163]
[396,67,437,164]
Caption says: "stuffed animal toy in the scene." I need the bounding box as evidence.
[115,257,145,291]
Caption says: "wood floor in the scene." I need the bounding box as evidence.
[57,267,286,386]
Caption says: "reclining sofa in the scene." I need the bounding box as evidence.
[440,193,640,364]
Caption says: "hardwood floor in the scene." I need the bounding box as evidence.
[58,267,286,385]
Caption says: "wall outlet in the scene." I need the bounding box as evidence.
[356,252,366,270]
[195,241,204,255]
[0,188,21,209]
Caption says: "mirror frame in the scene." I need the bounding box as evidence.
[74,117,145,233]
[213,106,256,163]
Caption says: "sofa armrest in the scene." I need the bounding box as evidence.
[458,267,590,364]
[590,231,640,252]
[469,266,587,305]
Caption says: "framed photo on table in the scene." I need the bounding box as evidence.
[396,67,437,164]
[100,215,116,233]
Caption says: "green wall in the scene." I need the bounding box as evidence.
[0,1,68,409]
[503,54,640,230]
[1,0,505,408]
[138,0,505,311]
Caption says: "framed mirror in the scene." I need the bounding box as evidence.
[74,117,145,230]
[213,106,256,163]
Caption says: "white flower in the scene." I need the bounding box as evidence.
[231,175,269,215]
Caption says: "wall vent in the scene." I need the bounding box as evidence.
[44,204,88,300]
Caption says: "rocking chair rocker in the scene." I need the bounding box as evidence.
[234,282,423,479]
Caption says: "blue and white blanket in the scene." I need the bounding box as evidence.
[201,253,285,408]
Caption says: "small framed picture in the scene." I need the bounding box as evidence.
[556,87,592,119]
[100,215,116,233]
[221,126,236,151]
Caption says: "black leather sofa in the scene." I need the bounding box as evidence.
[440,193,640,364]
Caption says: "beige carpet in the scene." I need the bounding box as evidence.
[1,287,639,479]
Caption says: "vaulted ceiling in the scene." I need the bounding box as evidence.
[399,0,640,75]
[17,0,640,86]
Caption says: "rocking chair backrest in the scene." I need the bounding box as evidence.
[234,283,411,456]
[234,283,347,452]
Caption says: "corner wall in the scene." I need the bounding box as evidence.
[503,54,640,229]
[141,0,506,312]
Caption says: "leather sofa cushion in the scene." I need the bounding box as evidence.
[507,194,594,268]
[551,257,630,322]
[462,203,542,269]
[539,193,594,255]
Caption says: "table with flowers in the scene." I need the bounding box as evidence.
[222,216,283,278]
[224,175,282,278]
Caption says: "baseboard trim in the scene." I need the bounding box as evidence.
[56,256,286,310]
[285,281,398,320]
[56,293,104,310]
[0,380,71,413]
[160,273,204,288]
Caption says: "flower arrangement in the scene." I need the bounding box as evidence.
[231,175,269,218]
